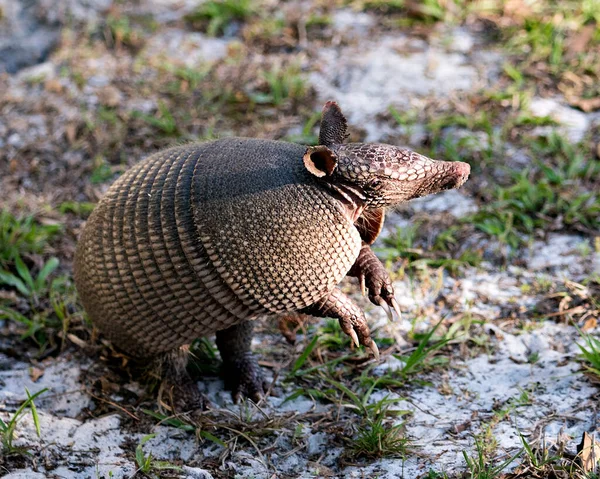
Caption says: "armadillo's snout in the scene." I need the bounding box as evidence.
[454,161,470,187]
[440,161,470,191]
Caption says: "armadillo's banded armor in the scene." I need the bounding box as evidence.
[75,139,361,357]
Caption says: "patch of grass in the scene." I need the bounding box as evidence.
[285,110,320,145]
[306,13,332,28]
[379,224,481,275]
[518,433,561,471]
[97,106,121,126]
[0,282,76,351]
[0,209,81,352]
[462,436,522,479]
[0,210,61,265]
[165,64,210,94]
[499,3,600,104]
[0,255,59,306]
[105,14,143,50]
[143,410,227,449]
[356,0,405,13]
[350,401,409,459]
[509,432,596,477]
[58,201,96,217]
[355,0,456,24]
[90,156,116,184]
[249,64,307,106]
[428,112,493,138]
[185,0,255,36]
[133,101,180,137]
[0,388,47,456]
[444,314,488,348]
[285,331,356,382]
[242,16,286,46]
[324,377,411,459]
[0,248,83,353]
[424,470,448,479]
[577,329,600,378]
[392,319,451,379]
[134,433,182,477]
[468,133,600,248]
[507,18,566,73]
[188,337,220,376]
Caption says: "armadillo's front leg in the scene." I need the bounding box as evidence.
[302,288,379,360]
[347,244,401,320]
[216,321,268,403]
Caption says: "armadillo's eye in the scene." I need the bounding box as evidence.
[370,179,382,189]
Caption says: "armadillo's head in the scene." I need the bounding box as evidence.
[304,102,471,210]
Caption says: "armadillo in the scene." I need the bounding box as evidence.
[74,101,470,403]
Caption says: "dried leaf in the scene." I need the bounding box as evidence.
[29,367,44,382]
[567,24,597,56]
[578,432,600,472]
[569,96,600,112]
[451,419,471,435]
[582,317,598,331]
[67,333,87,349]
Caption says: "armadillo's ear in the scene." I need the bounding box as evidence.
[303,145,338,177]
[319,101,348,147]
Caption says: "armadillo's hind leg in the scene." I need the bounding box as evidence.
[216,321,268,403]
[158,346,208,412]
[302,288,380,360]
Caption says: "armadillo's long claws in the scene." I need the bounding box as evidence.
[377,297,393,322]
[359,274,366,297]
[390,297,402,321]
[304,289,376,358]
[349,329,360,347]
[369,341,380,361]
[338,317,361,347]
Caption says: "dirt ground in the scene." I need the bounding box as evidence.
[1,1,599,478]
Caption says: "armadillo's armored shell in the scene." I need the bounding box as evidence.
[193,139,361,314]
[74,139,361,357]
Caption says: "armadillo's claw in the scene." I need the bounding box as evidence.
[349,329,360,347]
[369,341,380,361]
[390,297,402,321]
[377,297,393,322]
[337,312,375,355]
[338,317,361,348]
[359,274,366,297]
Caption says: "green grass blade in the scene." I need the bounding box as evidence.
[35,257,59,291]
[14,256,34,291]
[321,377,364,413]
[142,409,195,431]
[199,430,226,447]
[290,335,319,375]
[25,388,43,438]
[0,270,30,296]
